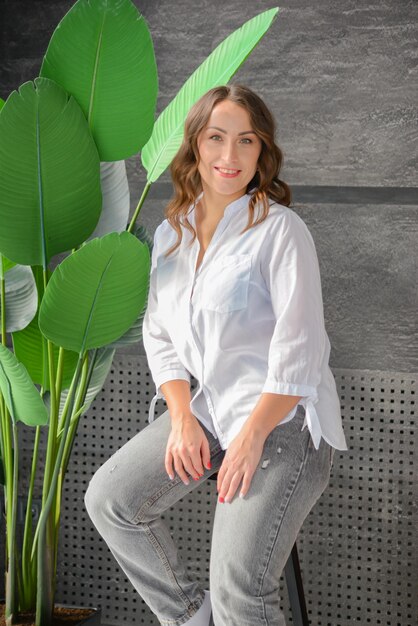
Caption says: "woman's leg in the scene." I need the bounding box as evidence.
[84,408,225,626]
[209,405,334,626]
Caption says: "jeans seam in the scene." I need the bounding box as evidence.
[256,433,312,617]
[131,443,224,524]
[131,477,182,524]
[143,524,205,625]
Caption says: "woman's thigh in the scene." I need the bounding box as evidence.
[209,406,333,618]
[84,408,225,525]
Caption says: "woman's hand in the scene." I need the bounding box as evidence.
[217,429,265,503]
[165,415,211,484]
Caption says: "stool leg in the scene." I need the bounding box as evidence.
[284,542,309,626]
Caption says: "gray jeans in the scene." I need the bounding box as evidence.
[84,404,335,626]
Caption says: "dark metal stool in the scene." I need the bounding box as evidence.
[208,472,309,626]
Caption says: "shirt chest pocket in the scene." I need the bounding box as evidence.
[201,254,252,313]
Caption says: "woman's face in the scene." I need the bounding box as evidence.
[196,100,262,201]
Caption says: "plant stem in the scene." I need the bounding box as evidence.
[54,348,65,408]
[0,254,7,488]
[5,417,19,626]
[41,272,58,505]
[21,424,41,609]
[127,181,152,233]
[35,354,84,626]
[0,255,8,548]
[30,270,60,626]
[0,255,6,344]
[40,269,58,534]
[56,371,77,436]
[1,256,19,623]
[52,350,89,593]
[58,351,90,479]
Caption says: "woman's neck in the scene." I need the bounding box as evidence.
[198,185,247,221]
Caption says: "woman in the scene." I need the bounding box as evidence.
[85,84,348,626]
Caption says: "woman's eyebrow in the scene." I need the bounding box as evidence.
[207,126,257,136]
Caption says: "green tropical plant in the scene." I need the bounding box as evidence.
[0,1,279,625]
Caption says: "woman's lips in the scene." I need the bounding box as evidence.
[214,167,241,178]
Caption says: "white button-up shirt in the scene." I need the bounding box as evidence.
[142,191,348,452]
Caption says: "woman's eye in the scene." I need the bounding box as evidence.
[209,135,252,144]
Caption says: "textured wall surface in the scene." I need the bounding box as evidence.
[1,0,415,372]
[1,0,417,186]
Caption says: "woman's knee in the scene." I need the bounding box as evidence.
[84,464,111,524]
[84,458,133,525]
[84,418,173,525]
[84,445,167,526]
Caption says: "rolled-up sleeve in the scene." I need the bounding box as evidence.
[142,225,191,394]
[260,210,326,448]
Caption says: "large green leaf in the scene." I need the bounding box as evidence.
[141,7,279,182]
[0,265,38,333]
[0,98,4,113]
[79,347,115,411]
[39,232,150,353]
[88,161,130,239]
[12,264,80,391]
[106,307,144,348]
[0,254,17,279]
[0,78,102,268]
[106,223,152,348]
[12,312,79,391]
[40,0,158,161]
[0,344,49,426]
[48,159,130,272]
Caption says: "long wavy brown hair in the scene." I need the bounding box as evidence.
[164,84,292,257]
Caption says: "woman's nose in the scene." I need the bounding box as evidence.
[221,140,238,161]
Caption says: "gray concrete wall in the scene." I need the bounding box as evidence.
[1,0,417,372]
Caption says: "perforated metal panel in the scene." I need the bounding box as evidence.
[6,357,417,626]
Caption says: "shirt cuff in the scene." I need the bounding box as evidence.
[154,368,191,392]
[262,379,317,398]
[148,369,191,424]
[261,379,322,450]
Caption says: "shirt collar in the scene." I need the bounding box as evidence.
[186,187,256,220]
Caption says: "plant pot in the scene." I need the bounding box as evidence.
[0,600,101,626]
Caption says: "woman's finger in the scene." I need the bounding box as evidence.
[180,449,202,481]
[173,454,191,485]
[238,471,251,498]
[190,448,205,477]
[165,450,175,480]
[201,436,212,471]
[217,462,227,493]
[223,471,244,503]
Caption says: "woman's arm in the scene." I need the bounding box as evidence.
[142,224,191,397]
[241,208,326,447]
[160,379,196,424]
[241,393,302,443]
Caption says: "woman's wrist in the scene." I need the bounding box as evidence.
[169,408,197,424]
[160,379,193,423]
